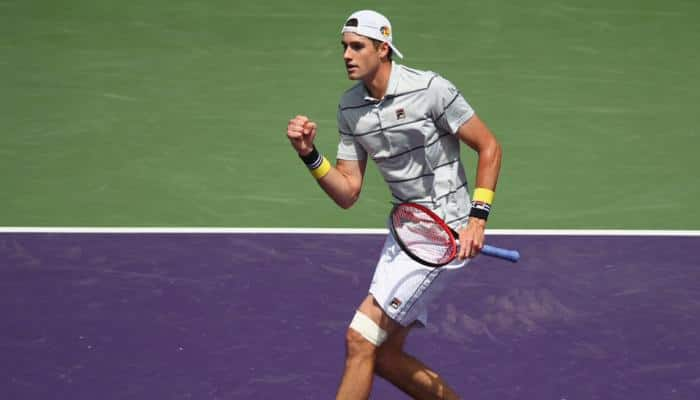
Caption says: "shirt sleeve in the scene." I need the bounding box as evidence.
[427,74,475,135]
[335,107,368,160]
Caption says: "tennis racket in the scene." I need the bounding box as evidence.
[389,202,520,267]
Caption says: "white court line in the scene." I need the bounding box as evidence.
[0,227,699,236]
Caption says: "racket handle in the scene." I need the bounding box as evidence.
[482,245,520,263]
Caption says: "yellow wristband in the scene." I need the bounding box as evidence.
[473,187,495,204]
[310,157,332,179]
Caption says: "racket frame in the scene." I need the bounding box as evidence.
[389,202,521,267]
[389,202,459,268]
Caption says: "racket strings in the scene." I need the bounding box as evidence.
[392,207,455,265]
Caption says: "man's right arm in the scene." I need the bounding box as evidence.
[287,115,367,209]
[316,158,367,209]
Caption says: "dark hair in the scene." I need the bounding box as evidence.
[371,39,393,61]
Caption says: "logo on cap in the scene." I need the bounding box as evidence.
[390,297,402,309]
[380,26,391,37]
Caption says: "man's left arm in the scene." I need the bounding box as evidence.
[456,114,502,259]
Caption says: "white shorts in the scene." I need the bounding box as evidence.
[369,233,469,327]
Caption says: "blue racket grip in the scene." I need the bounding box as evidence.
[481,245,520,263]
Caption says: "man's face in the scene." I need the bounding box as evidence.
[341,32,385,81]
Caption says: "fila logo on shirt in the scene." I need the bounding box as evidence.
[395,108,406,120]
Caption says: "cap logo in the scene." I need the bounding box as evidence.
[390,297,402,309]
[380,26,391,37]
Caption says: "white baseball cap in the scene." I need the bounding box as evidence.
[341,10,403,59]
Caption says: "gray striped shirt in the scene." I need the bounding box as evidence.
[336,62,475,227]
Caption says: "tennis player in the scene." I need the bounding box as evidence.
[286,9,502,400]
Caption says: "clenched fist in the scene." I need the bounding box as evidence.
[287,115,317,156]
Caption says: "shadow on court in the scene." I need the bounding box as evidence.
[1,233,698,399]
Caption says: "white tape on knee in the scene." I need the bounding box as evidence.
[349,311,388,346]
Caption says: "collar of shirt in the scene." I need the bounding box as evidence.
[362,61,401,103]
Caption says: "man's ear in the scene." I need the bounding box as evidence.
[379,42,391,60]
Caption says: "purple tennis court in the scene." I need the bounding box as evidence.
[1,232,699,399]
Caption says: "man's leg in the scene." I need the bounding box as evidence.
[375,323,461,400]
[336,295,400,400]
